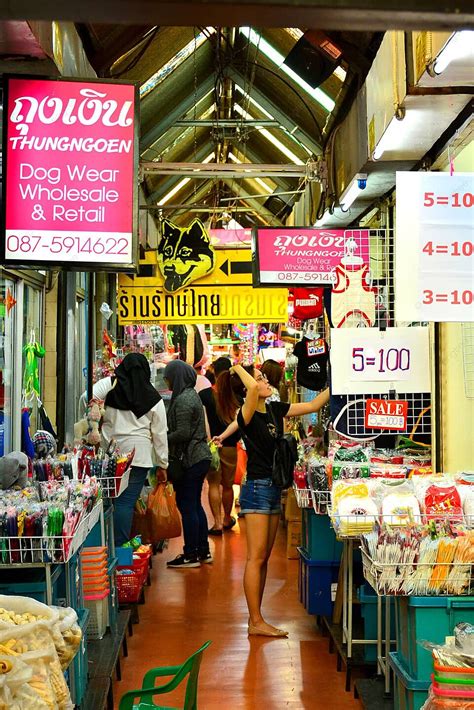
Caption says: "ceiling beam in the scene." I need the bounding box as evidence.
[145,142,215,203]
[231,144,295,193]
[174,119,279,127]
[140,74,215,156]
[2,1,472,30]
[228,67,322,156]
[221,179,283,226]
[142,161,312,178]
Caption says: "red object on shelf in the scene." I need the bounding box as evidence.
[116,556,149,603]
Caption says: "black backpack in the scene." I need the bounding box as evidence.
[267,404,298,489]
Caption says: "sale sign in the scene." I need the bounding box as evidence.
[2,76,138,270]
[395,172,474,322]
[252,228,370,286]
[365,399,408,430]
[330,326,431,395]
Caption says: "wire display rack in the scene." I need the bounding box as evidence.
[293,484,331,515]
[0,501,103,565]
[330,512,467,539]
[361,548,473,597]
[97,469,131,499]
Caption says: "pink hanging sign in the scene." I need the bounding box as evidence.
[2,75,138,270]
[253,227,370,286]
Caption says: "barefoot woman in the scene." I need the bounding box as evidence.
[230,364,329,637]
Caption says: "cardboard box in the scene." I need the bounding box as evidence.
[285,487,301,522]
[287,520,302,559]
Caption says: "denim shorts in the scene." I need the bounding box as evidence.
[239,477,281,516]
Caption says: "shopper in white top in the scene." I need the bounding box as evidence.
[93,353,168,546]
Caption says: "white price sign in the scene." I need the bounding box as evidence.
[395,172,474,322]
[330,327,431,395]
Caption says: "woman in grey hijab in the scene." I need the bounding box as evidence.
[163,360,211,568]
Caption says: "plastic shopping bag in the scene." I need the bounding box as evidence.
[235,441,247,486]
[147,483,182,541]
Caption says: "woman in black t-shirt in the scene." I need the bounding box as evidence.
[223,364,329,638]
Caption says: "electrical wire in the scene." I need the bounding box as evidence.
[111,27,160,78]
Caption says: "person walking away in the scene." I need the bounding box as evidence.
[101,353,168,547]
[164,360,212,568]
[230,364,329,637]
[201,363,241,535]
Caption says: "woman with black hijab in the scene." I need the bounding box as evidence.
[100,353,168,546]
[163,360,211,568]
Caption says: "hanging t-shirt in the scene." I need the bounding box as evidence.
[293,337,329,391]
[237,401,290,480]
[290,287,324,320]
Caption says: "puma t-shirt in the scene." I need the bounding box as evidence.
[237,401,290,480]
[293,337,329,391]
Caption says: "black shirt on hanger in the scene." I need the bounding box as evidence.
[293,337,329,391]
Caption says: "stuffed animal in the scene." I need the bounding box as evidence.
[0,452,28,490]
[74,399,104,447]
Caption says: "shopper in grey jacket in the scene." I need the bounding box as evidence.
[163,360,212,568]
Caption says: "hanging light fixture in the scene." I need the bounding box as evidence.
[372,107,406,161]
[428,31,474,76]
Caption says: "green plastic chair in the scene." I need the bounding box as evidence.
[118,641,211,710]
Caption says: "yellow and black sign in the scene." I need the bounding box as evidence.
[120,248,253,288]
[118,285,288,325]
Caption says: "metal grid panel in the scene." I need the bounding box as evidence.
[333,228,432,441]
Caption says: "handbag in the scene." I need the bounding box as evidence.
[167,451,186,485]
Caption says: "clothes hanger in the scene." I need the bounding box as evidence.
[341,238,363,267]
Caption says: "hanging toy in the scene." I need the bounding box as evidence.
[23,334,46,399]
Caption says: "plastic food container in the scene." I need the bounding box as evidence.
[434,664,474,682]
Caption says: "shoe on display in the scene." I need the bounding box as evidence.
[199,551,213,564]
[166,554,201,568]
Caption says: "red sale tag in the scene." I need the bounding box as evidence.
[365,399,408,430]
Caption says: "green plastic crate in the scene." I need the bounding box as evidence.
[396,596,474,681]
[389,652,430,710]
[301,508,343,562]
[69,607,90,707]
[359,584,395,662]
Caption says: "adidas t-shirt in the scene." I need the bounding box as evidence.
[293,337,329,391]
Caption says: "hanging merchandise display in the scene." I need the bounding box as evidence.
[290,287,324,320]
[395,171,474,323]
[22,333,45,401]
[293,334,329,391]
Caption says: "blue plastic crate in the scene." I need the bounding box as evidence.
[301,508,343,562]
[389,651,430,710]
[359,584,395,662]
[116,547,133,567]
[298,547,340,616]
[107,557,118,632]
[0,567,61,604]
[396,596,474,682]
[69,607,90,707]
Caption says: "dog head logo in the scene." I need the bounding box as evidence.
[157,219,216,293]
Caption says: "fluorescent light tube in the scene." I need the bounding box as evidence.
[432,31,474,75]
[372,112,405,161]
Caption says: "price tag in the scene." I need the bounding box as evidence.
[365,399,408,430]
[395,172,474,322]
[330,327,431,395]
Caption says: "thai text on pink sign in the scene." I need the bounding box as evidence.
[4,77,136,266]
[254,228,370,285]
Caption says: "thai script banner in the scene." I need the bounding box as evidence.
[253,228,370,286]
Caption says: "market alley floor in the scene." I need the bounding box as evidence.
[113,497,359,709]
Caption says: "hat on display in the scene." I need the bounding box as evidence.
[33,430,57,458]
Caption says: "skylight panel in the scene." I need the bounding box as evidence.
[234,104,305,165]
[241,27,335,111]
[157,152,215,205]
[141,28,216,98]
